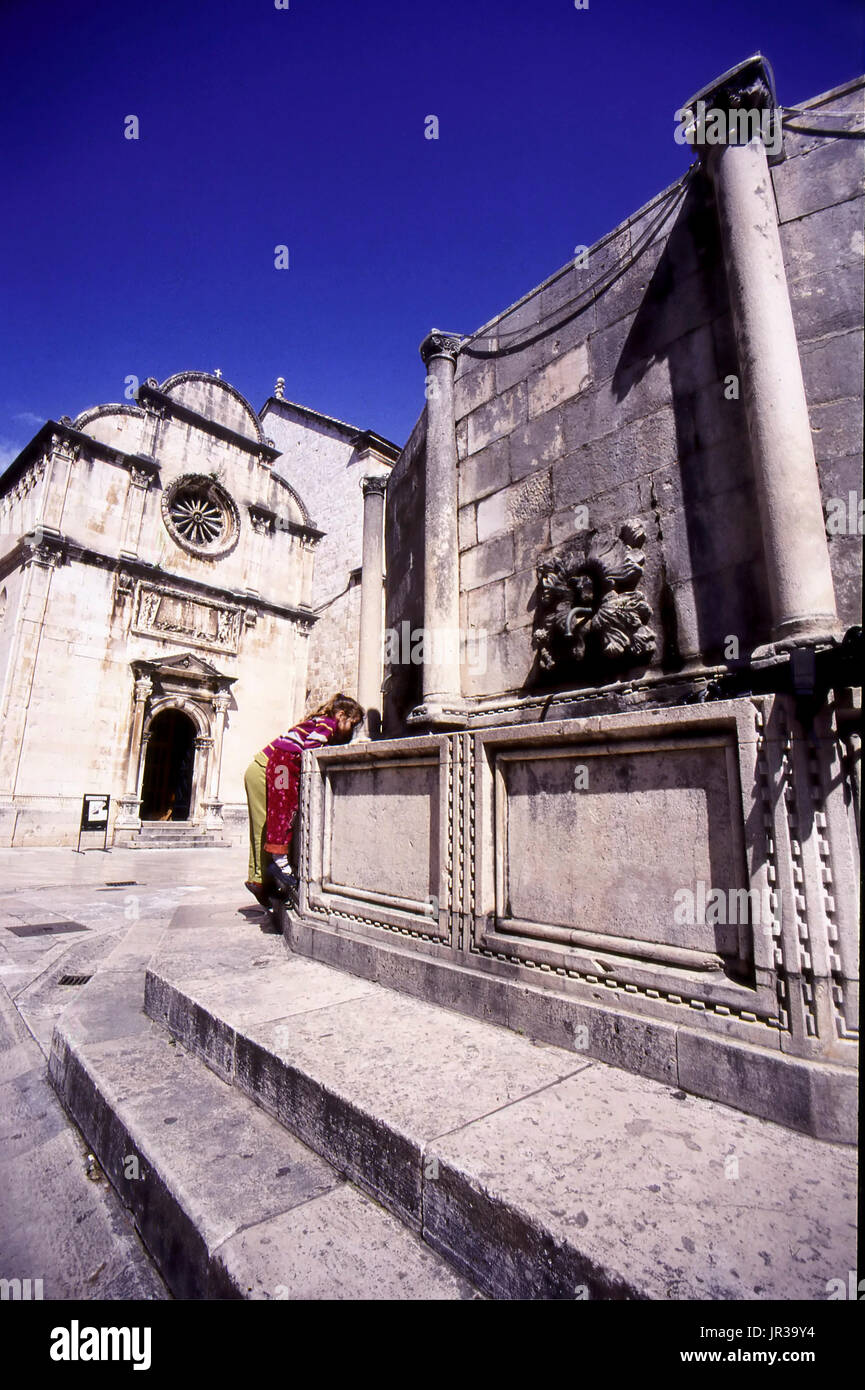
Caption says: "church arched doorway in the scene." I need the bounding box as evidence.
[139,709,197,822]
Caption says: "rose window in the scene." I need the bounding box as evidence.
[161,476,240,558]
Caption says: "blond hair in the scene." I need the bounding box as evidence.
[306,692,364,725]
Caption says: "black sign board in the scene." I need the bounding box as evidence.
[77,794,111,852]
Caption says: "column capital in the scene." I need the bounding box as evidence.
[361,474,388,499]
[134,675,154,703]
[22,529,65,569]
[420,330,463,366]
[681,53,775,117]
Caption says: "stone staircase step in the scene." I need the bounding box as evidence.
[144,916,858,1301]
[116,838,231,850]
[49,1022,480,1300]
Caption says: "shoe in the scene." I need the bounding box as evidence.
[265,861,300,907]
[245,880,269,907]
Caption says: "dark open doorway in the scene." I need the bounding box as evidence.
[139,709,196,822]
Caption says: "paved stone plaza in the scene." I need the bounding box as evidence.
[1,843,857,1301]
[0,845,246,1299]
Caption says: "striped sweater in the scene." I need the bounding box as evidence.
[262,716,338,851]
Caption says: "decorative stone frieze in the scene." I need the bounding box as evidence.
[133,581,244,654]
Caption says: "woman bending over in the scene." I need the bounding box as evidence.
[244,693,364,906]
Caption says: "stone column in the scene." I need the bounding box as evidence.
[357,475,387,737]
[190,734,212,824]
[203,691,230,828]
[115,674,153,830]
[414,330,464,723]
[695,60,838,650]
[135,731,152,810]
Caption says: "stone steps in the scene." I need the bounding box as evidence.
[115,831,231,850]
[142,910,858,1301]
[47,916,481,1300]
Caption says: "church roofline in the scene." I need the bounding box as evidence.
[158,370,267,444]
[0,420,154,493]
[137,382,281,461]
[260,396,400,459]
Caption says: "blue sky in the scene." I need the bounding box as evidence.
[1,0,862,463]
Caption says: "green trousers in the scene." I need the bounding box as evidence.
[244,752,269,884]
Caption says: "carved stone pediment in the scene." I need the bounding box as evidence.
[131,651,236,699]
[139,652,223,678]
[531,518,656,681]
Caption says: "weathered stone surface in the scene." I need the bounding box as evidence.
[500,741,746,952]
[466,381,527,454]
[540,299,598,366]
[0,981,166,1299]
[788,261,864,342]
[800,328,864,406]
[458,435,509,505]
[508,412,566,481]
[511,516,552,572]
[494,333,548,396]
[332,759,439,905]
[460,533,515,591]
[527,343,590,418]
[457,501,477,551]
[424,1062,857,1300]
[591,238,669,334]
[453,358,495,421]
[455,415,468,461]
[660,490,763,583]
[810,395,865,465]
[466,580,505,632]
[228,979,587,1225]
[781,195,864,283]
[774,136,865,224]
[505,981,679,1084]
[548,486,643,546]
[677,1030,858,1143]
[538,264,583,321]
[210,1185,480,1300]
[503,568,537,629]
[150,934,851,1300]
[551,407,679,510]
[463,627,532,695]
[476,471,552,544]
[588,312,637,384]
[49,937,476,1300]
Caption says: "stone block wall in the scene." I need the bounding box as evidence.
[774,78,865,630]
[263,400,394,713]
[383,78,863,717]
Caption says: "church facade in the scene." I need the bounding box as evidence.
[0,371,396,847]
